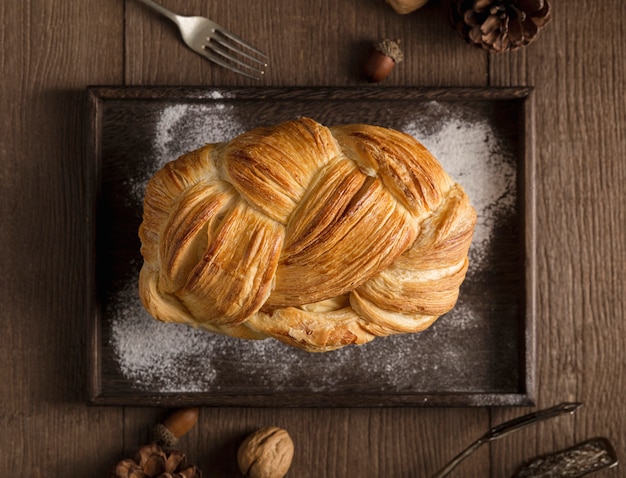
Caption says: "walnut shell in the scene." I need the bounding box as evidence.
[237,427,294,478]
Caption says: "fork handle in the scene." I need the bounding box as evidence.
[135,0,181,25]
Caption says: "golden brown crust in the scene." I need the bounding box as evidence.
[138,117,476,352]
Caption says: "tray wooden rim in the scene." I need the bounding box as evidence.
[85,86,536,408]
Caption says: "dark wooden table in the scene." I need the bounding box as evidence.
[2,1,625,476]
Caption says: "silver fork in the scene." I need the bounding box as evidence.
[135,0,268,80]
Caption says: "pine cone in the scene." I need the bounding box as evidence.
[448,0,552,52]
[110,444,202,478]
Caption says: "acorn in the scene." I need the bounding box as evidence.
[363,38,404,82]
[151,407,200,448]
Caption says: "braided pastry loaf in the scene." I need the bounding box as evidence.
[138,117,476,352]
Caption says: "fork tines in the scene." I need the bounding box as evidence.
[203,28,268,80]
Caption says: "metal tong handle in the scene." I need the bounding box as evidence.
[431,402,583,478]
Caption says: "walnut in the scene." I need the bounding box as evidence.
[237,427,294,478]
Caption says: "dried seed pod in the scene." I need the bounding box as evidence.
[237,427,294,478]
[447,0,552,52]
[152,407,200,448]
[110,443,201,478]
[363,39,403,82]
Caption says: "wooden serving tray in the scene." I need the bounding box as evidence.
[86,86,535,407]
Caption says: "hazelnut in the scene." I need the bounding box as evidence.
[237,427,294,478]
[363,38,403,82]
[385,0,430,15]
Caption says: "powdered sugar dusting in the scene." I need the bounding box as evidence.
[107,99,520,395]
[126,101,247,207]
[401,101,518,331]
[109,273,218,392]
[402,103,516,247]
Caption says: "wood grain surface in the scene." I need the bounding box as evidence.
[1,0,625,476]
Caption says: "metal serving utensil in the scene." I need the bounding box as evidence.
[511,436,618,477]
[431,402,583,478]
[135,0,268,79]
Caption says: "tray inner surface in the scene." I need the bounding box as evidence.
[88,87,534,406]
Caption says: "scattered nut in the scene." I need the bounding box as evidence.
[152,407,200,448]
[363,38,403,82]
[237,427,294,478]
[385,0,430,14]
